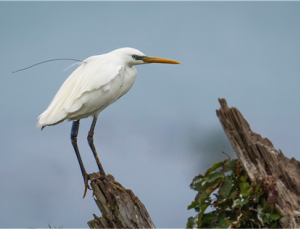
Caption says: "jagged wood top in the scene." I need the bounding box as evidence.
[87,172,155,229]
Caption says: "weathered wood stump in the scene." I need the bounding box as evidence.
[87,172,156,229]
[216,98,300,228]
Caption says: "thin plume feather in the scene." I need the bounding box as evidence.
[63,61,85,72]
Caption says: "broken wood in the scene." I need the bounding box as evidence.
[87,173,156,229]
[216,98,300,228]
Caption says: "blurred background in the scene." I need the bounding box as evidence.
[1,2,300,228]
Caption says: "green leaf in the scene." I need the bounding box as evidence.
[201,212,218,228]
[232,198,242,208]
[241,198,249,207]
[232,197,248,208]
[191,171,224,192]
[255,182,262,193]
[263,212,271,223]
[195,190,208,201]
[248,186,254,196]
[219,176,233,198]
[215,212,229,228]
[205,183,220,195]
[197,203,209,228]
[221,159,237,173]
[206,162,223,174]
[205,171,225,182]
[202,178,223,197]
[240,182,251,197]
[240,175,248,182]
[270,221,278,228]
[229,189,238,199]
[270,213,281,221]
[187,201,198,210]
[257,205,263,211]
[195,190,211,208]
[190,174,206,191]
[186,216,196,228]
[262,197,274,214]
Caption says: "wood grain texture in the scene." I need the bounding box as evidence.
[216,98,300,228]
[87,173,156,229]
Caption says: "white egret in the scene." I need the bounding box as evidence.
[37,47,180,197]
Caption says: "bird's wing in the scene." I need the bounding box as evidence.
[37,54,125,127]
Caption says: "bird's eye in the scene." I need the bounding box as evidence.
[132,55,137,59]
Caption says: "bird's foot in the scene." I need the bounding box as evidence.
[106,174,124,192]
[83,172,91,199]
[90,173,124,192]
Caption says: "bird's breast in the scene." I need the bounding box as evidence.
[94,66,137,109]
[115,66,137,99]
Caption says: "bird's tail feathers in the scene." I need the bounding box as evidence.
[37,109,67,130]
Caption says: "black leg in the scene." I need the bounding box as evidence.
[87,116,106,176]
[86,117,124,192]
[70,120,90,198]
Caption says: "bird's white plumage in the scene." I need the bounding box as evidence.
[37,48,145,128]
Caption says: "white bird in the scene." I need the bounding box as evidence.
[37,47,180,197]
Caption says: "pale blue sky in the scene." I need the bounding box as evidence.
[1,2,300,228]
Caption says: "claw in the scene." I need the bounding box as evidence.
[82,173,91,199]
[89,173,124,192]
[107,181,124,191]
[83,184,88,199]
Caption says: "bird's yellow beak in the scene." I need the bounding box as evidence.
[140,56,180,64]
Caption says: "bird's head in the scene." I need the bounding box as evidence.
[110,47,180,66]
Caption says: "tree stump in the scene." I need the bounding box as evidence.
[216,98,300,228]
[87,173,156,229]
